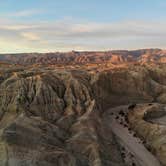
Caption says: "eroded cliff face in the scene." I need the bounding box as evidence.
[0,49,166,65]
[0,68,124,166]
[0,64,166,166]
[127,104,166,166]
[94,65,166,109]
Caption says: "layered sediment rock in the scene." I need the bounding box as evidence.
[0,68,124,166]
[0,49,166,65]
[94,65,166,109]
[0,63,166,165]
[128,104,166,165]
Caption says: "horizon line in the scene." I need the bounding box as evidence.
[0,48,164,55]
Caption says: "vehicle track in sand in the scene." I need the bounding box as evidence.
[104,105,161,166]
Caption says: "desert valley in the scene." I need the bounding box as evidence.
[0,49,165,166]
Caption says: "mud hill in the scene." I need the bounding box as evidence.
[0,51,166,165]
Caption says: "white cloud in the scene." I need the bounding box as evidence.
[21,32,40,41]
[0,25,38,30]
[0,18,166,53]
[3,9,43,18]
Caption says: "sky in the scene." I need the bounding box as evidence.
[0,0,166,53]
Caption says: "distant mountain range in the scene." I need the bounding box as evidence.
[0,49,166,65]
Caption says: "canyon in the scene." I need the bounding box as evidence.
[0,49,166,166]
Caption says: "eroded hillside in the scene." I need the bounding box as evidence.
[1,49,166,65]
[0,62,166,165]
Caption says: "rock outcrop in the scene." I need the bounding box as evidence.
[0,49,166,65]
[0,60,166,165]
[94,65,166,109]
[0,68,124,166]
[128,104,166,166]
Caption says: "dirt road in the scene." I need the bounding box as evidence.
[104,106,161,166]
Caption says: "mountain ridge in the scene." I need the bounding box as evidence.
[0,48,166,65]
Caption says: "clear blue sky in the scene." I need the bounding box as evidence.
[0,0,166,53]
[1,0,166,22]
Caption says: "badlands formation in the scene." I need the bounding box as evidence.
[0,49,166,166]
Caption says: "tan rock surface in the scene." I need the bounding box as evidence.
[0,61,165,165]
